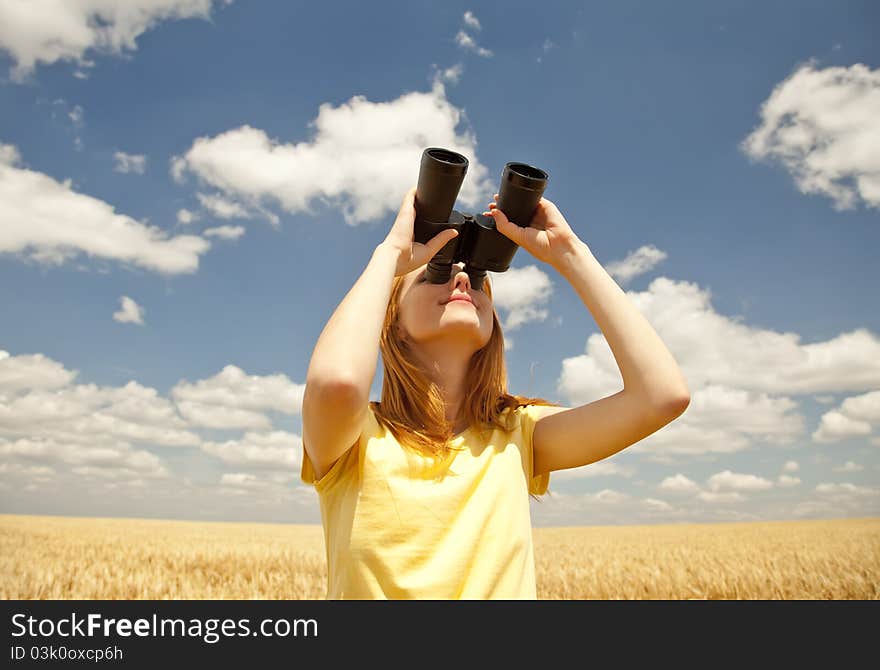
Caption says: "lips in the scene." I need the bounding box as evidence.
[445,294,474,305]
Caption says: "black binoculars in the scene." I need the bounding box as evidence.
[412,147,549,290]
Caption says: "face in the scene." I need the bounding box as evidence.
[396,262,494,351]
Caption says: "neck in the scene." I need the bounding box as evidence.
[409,339,474,429]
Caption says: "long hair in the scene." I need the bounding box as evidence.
[372,271,561,466]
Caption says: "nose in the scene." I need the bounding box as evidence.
[450,264,471,291]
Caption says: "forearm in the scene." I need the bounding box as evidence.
[305,243,399,403]
[552,237,690,408]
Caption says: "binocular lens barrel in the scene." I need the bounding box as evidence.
[416,149,469,225]
[498,162,549,227]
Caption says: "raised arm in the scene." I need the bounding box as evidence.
[487,195,690,477]
[302,187,458,479]
[305,243,399,404]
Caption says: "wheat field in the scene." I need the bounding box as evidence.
[1,514,877,599]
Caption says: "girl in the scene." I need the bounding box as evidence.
[301,186,690,599]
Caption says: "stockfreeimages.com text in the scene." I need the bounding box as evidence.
[11,613,317,644]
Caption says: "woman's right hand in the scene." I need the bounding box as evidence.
[380,186,459,277]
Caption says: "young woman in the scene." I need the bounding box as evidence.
[301,186,691,599]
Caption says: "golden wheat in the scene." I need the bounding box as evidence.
[1,514,876,599]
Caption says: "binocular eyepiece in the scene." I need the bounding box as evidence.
[413,147,549,290]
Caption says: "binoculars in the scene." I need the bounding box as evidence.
[412,147,549,290]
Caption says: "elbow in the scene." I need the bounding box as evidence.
[660,391,690,419]
[304,377,366,407]
[632,382,691,421]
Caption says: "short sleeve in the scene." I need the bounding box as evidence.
[518,404,551,496]
[300,440,356,492]
[300,405,377,493]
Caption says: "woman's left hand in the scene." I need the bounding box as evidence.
[483,195,582,268]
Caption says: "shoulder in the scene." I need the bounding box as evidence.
[506,403,566,422]
[494,404,542,435]
[510,404,570,444]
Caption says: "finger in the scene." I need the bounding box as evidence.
[394,187,418,227]
[399,186,417,212]
[486,207,521,245]
[426,228,458,257]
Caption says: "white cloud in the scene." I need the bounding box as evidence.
[0,462,56,479]
[557,275,879,458]
[170,81,491,227]
[792,500,839,518]
[202,225,245,240]
[812,412,873,442]
[42,98,85,150]
[783,460,799,472]
[697,491,745,503]
[488,265,553,331]
[0,348,322,519]
[68,104,84,127]
[594,488,628,504]
[537,38,557,64]
[0,349,77,392]
[113,151,147,174]
[0,144,21,165]
[462,11,481,31]
[707,470,774,492]
[813,390,880,443]
[0,142,211,275]
[532,489,692,525]
[550,459,635,481]
[220,472,259,486]
[455,30,493,58]
[659,473,701,494]
[202,430,301,470]
[216,470,305,502]
[171,364,306,430]
[0,352,200,461]
[0,382,200,449]
[657,470,773,504]
[642,497,672,511]
[604,244,668,285]
[176,208,198,225]
[0,435,170,481]
[0,0,233,82]
[196,192,251,219]
[113,295,145,325]
[833,460,864,473]
[812,482,880,518]
[777,474,801,487]
[431,62,464,85]
[815,482,879,497]
[574,277,880,397]
[740,61,880,211]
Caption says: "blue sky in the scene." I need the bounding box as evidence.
[0,1,878,526]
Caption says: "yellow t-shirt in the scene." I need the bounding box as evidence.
[300,404,551,599]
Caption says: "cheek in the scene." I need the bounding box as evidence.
[398,293,432,329]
